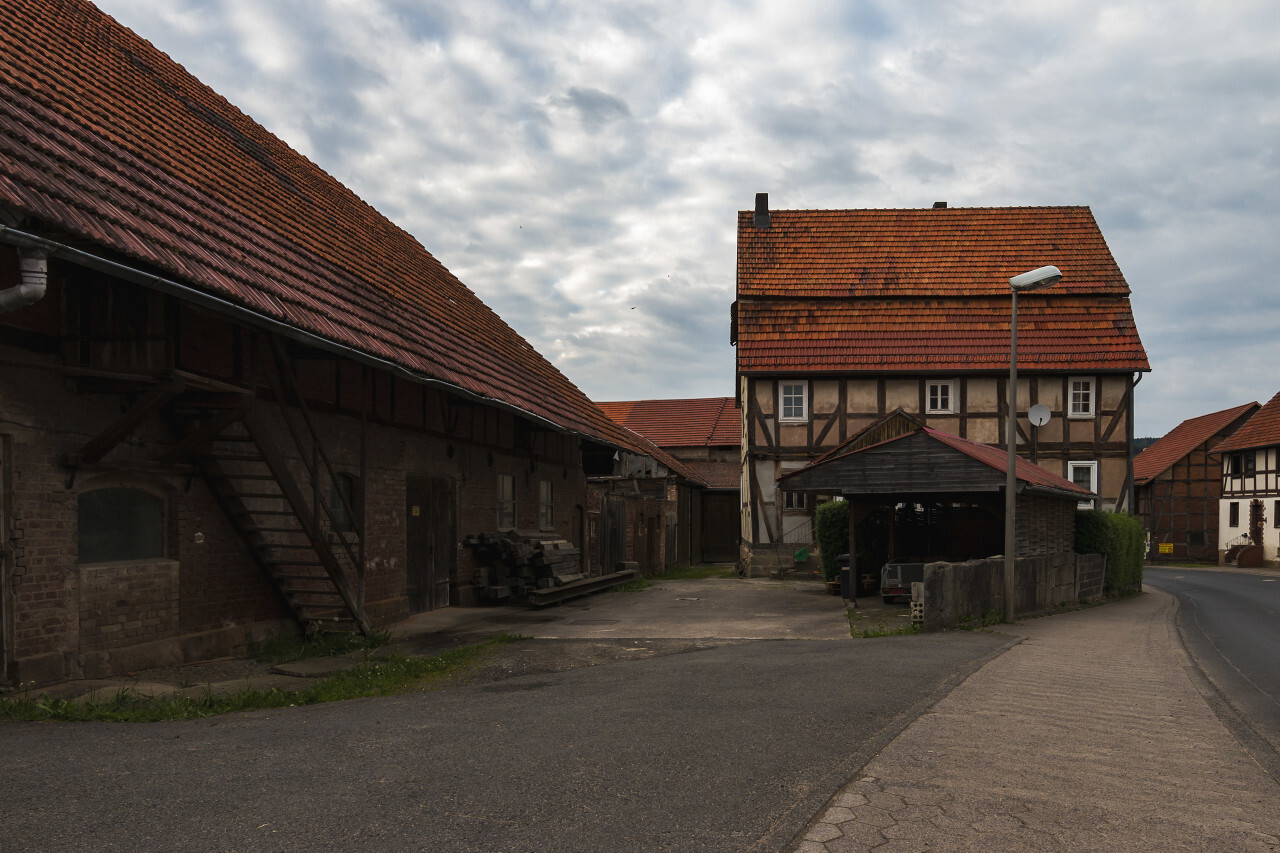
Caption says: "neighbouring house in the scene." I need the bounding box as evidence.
[1134,403,1259,563]
[781,411,1103,620]
[597,397,742,564]
[733,195,1149,574]
[1212,390,1280,567]
[0,0,690,685]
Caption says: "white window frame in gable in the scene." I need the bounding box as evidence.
[778,380,808,423]
[1067,460,1098,510]
[926,379,956,414]
[1068,376,1095,420]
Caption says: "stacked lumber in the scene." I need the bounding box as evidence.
[464,530,584,602]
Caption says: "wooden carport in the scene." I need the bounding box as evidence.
[779,414,1092,587]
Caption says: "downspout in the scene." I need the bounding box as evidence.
[0,246,48,312]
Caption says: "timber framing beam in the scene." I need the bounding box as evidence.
[64,375,185,467]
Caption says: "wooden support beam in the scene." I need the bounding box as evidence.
[159,405,249,466]
[72,376,184,465]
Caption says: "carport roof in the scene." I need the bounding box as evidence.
[780,427,1091,501]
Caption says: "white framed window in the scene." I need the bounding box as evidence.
[926,380,955,414]
[538,480,554,529]
[497,474,516,530]
[1067,461,1098,510]
[1068,376,1095,419]
[783,491,807,511]
[779,381,808,422]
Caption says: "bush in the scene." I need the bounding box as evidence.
[815,500,851,581]
[1075,509,1145,592]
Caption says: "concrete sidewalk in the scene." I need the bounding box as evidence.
[791,586,1280,852]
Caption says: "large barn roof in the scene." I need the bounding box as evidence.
[1134,402,1259,484]
[0,0,652,457]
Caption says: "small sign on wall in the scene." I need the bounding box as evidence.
[1158,542,1173,554]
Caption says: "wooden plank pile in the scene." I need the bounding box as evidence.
[464,530,584,603]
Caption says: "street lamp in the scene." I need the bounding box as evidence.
[1004,265,1062,623]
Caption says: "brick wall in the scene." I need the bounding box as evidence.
[79,561,178,650]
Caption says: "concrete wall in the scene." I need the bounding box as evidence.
[922,553,1107,630]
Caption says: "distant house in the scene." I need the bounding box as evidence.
[1134,403,1258,563]
[0,0,684,684]
[733,195,1149,573]
[598,397,741,563]
[1212,390,1280,567]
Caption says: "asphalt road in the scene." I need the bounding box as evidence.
[1145,567,1280,759]
[1,634,1010,853]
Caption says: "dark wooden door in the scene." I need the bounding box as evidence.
[406,475,455,612]
[701,492,739,563]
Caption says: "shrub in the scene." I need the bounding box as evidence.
[815,500,851,581]
[1075,509,1145,592]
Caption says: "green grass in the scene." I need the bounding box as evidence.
[0,634,521,723]
[611,577,653,593]
[660,564,737,580]
[850,623,923,638]
[250,628,392,665]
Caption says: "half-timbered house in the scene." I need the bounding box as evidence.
[0,0,682,685]
[734,195,1149,572]
[1134,403,1258,563]
[1212,390,1280,567]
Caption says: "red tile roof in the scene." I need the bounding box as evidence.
[736,205,1148,374]
[1213,391,1280,454]
[1133,403,1259,484]
[0,0,647,455]
[597,397,740,447]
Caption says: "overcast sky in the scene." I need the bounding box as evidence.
[96,0,1279,438]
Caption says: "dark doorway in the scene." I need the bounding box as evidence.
[406,475,455,612]
[701,492,739,563]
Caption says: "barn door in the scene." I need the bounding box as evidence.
[406,475,455,612]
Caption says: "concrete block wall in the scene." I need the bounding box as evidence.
[922,552,1097,630]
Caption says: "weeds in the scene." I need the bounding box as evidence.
[659,564,737,580]
[851,623,922,638]
[611,578,653,593]
[250,628,392,665]
[0,634,520,723]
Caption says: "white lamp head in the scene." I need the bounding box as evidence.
[1009,265,1062,292]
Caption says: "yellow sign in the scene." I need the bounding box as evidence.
[412,506,420,517]
[1158,542,1173,554]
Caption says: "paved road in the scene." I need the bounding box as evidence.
[1145,566,1280,759]
[1,634,1009,853]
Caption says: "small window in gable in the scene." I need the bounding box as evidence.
[78,487,165,563]
[779,381,807,422]
[1069,377,1095,419]
[927,380,955,414]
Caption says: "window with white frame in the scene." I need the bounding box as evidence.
[926,380,955,414]
[538,480,554,529]
[779,381,808,422]
[497,474,516,530]
[1067,461,1098,510]
[1068,377,1095,419]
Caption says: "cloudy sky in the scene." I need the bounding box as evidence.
[97,0,1279,438]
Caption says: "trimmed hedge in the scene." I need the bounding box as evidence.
[816,499,850,581]
[1075,509,1145,591]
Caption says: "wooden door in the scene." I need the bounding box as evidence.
[701,492,739,563]
[406,475,455,612]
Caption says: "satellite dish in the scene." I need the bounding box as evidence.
[1028,404,1052,427]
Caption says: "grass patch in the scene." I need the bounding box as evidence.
[660,564,737,580]
[611,577,653,593]
[250,628,392,665]
[0,634,522,723]
[957,608,1004,631]
[851,623,922,638]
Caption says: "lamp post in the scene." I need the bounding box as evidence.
[1004,265,1062,623]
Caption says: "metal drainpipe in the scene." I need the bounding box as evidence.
[0,247,49,312]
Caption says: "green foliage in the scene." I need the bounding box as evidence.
[1075,509,1145,592]
[251,628,392,665]
[0,635,519,723]
[611,577,653,593]
[815,500,851,581]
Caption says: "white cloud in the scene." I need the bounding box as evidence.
[97,0,1280,434]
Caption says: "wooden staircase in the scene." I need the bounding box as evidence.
[170,336,372,636]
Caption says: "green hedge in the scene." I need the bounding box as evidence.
[1075,509,1145,591]
[816,500,850,581]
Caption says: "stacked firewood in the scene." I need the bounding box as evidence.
[464,531,584,602]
